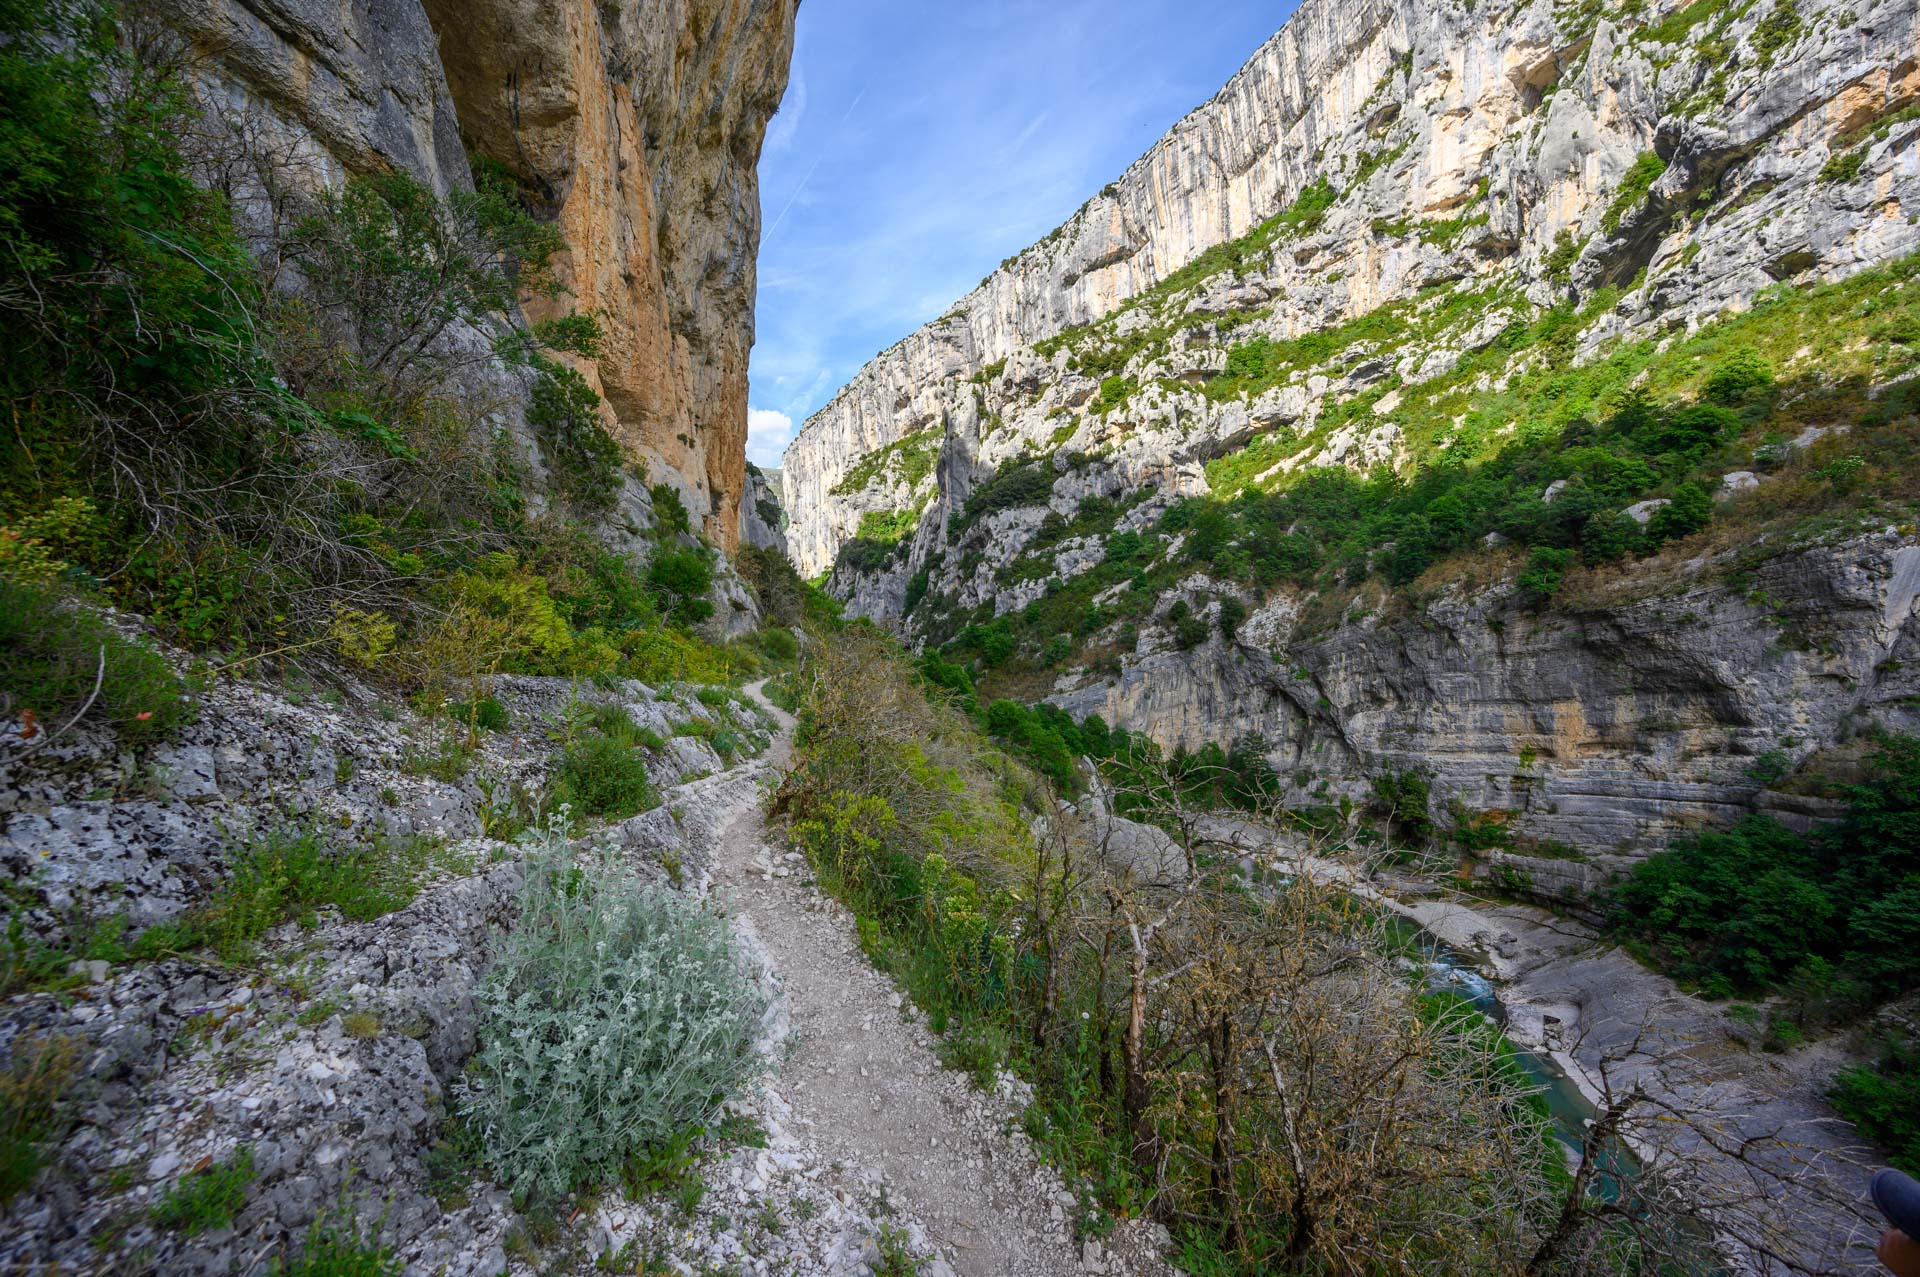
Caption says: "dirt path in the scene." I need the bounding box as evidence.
[713,683,1164,1277]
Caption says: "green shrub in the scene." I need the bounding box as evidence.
[982,698,1077,789]
[1217,596,1248,641]
[528,357,622,511]
[837,536,899,576]
[955,458,1055,530]
[1745,750,1793,786]
[1580,512,1644,565]
[1516,547,1573,600]
[1371,771,1435,846]
[0,578,193,743]
[553,733,658,820]
[192,833,423,962]
[1609,815,1831,990]
[270,1209,402,1277]
[291,169,563,386]
[448,696,510,732]
[858,507,922,545]
[650,484,692,534]
[1832,1040,1920,1173]
[1644,482,1712,545]
[1543,229,1585,283]
[1611,734,1920,1000]
[152,1147,254,1234]
[1602,152,1667,234]
[0,1033,76,1202]
[1751,0,1801,64]
[590,702,642,743]
[1104,530,1148,563]
[1092,374,1137,415]
[1172,612,1210,649]
[458,836,768,1204]
[1821,148,1867,184]
[917,654,976,708]
[1700,347,1775,412]
[755,627,799,662]
[647,548,715,629]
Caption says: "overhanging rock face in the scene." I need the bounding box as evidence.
[150,0,798,548]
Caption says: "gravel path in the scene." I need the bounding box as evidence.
[715,684,1170,1277]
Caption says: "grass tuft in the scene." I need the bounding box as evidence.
[151,1146,254,1234]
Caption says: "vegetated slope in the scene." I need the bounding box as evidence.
[773,625,1872,1276]
[786,0,1920,865]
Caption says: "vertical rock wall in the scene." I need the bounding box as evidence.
[783,0,1920,575]
[423,0,798,548]
[140,0,798,548]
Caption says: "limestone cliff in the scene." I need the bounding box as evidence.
[148,0,797,547]
[424,0,797,548]
[785,0,1920,573]
[1050,533,1920,891]
[782,0,1920,873]
[742,462,790,554]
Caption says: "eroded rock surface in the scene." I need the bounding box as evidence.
[782,0,1920,870]
[148,0,797,546]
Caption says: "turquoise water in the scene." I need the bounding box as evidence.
[1402,925,1642,1194]
[1371,911,1729,1272]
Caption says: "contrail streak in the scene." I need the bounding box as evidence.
[765,88,868,241]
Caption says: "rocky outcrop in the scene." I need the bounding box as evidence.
[1050,533,1920,880]
[743,462,789,554]
[784,0,1920,573]
[147,0,797,547]
[424,0,797,548]
[0,656,789,1275]
[780,0,1920,872]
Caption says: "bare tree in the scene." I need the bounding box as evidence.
[1522,1020,1878,1276]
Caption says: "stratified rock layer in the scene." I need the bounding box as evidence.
[1049,534,1920,874]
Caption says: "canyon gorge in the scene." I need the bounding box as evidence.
[4,0,1920,1274]
[784,0,1920,880]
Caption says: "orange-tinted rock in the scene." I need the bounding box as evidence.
[423,0,797,549]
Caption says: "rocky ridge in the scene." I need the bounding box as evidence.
[743,463,791,556]
[786,0,1920,573]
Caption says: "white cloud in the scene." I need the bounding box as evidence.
[746,408,795,467]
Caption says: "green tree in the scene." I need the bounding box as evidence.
[647,548,714,628]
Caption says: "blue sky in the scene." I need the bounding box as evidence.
[746,0,1295,467]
